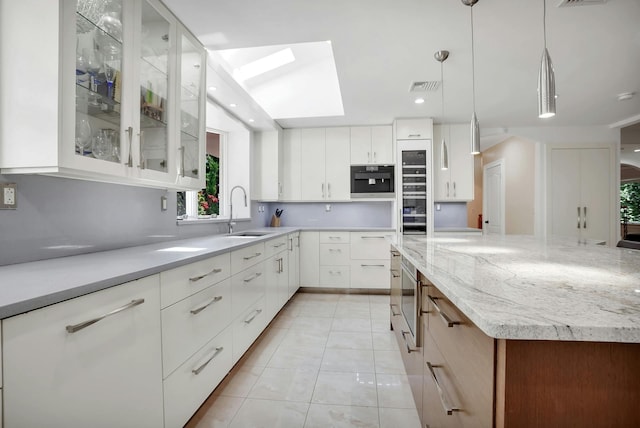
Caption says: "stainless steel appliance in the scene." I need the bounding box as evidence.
[400,256,421,348]
[350,165,395,198]
[401,150,427,234]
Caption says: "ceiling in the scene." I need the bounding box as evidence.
[164,0,640,132]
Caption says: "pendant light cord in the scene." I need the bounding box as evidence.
[470,6,476,112]
[543,0,547,48]
[441,62,445,119]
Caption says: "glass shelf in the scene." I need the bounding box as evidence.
[76,84,121,126]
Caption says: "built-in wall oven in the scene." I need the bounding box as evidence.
[401,150,427,235]
[400,256,421,348]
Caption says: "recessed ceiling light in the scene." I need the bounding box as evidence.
[414,98,425,104]
[617,92,635,101]
[634,148,640,153]
[249,119,255,123]
[230,103,237,107]
[208,86,217,91]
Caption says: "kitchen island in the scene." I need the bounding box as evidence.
[391,234,640,428]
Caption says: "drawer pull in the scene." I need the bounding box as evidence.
[328,248,342,253]
[361,264,385,267]
[65,298,145,334]
[190,295,223,315]
[192,346,224,375]
[390,303,401,317]
[361,236,386,239]
[243,252,262,260]
[244,308,263,324]
[189,267,223,282]
[329,270,342,275]
[243,272,262,283]
[273,242,286,248]
[426,361,460,415]
[401,330,419,353]
[390,269,401,278]
[328,236,342,240]
[428,296,460,328]
[390,250,401,257]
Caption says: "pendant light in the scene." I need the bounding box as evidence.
[435,50,450,170]
[538,0,556,118]
[462,0,481,155]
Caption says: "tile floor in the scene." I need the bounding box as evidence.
[185,292,421,428]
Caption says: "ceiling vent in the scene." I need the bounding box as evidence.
[557,0,608,7]
[409,81,440,92]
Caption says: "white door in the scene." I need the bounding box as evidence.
[483,160,504,234]
[550,149,581,239]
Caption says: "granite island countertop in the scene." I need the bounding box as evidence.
[394,234,640,343]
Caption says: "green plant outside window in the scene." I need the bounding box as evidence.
[620,182,640,223]
[198,154,219,216]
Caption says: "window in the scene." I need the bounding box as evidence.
[177,131,223,219]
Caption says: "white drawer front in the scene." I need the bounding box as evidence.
[232,297,268,363]
[264,236,288,258]
[231,242,266,275]
[319,266,350,287]
[320,243,350,266]
[350,260,390,289]
[161,278,232,378]
[319,231,350,244]
[350,232,393,260]
[231,261,266,319]
[160,253,231,308]
[163,328,232,428]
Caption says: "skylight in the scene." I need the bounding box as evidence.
[233,48,295,82]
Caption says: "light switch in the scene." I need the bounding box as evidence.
[161,196,167,211]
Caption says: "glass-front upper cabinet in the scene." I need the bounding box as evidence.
[176,27,206,187]
[74,0,124,164]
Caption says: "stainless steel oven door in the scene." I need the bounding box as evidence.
[400,258,421,347]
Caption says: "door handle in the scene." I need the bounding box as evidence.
[583,206,587,229]
[577,206,581,229]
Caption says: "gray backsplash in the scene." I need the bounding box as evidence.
[433,202,468,228]
[0,175,392,266]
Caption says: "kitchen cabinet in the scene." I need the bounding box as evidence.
[350,125,393,165]
[282,129,302,200]
[265,235,289,319]
[548,146,613,244]
[299,127,350,201]
[395,118,433,140]
[300,231,320,287]
[287,232,301,298]
[252,130,283,201]
[319,231,351,288]
[0,0,206,190]
[349,231,392,289]
[2,275,164,428]
[389,246,402,324]
[433,124,474,201]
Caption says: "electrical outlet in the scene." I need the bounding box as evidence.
[1,183,17,209]
[160,196,167,211]
[325,204,331,212]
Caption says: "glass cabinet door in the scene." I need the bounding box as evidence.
[138,0,170,173]
[179,33,203,179]
[75,0,124,163]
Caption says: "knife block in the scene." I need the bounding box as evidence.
[270,215,281,227]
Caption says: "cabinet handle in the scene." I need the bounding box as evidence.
[138,130,145,169]
[279,182,282,195]
[279,257,284,273]
[244,308,263,324]
[243,272,262,283]
[362,236,386,239]
[361,264,385,267]
[390,303,401,316]
[125,126,133,167]
[446,182,450,197]
[401,330,419,353]
[65,298,144,333]
[577,206,581,229]
[428,296,460,328]
[583,206,587,229]
[328,236,342,240]
[327,182,331,198]
[295,235,300,247]
[373,151,377,163]
[408,134,421,138]
[390,269,401,278]
[329,248,342,253]
[453,182,456,198]
[426,361,461,415]
[329,270,342,275]
[322,183,325,198]
[390,250,401,257]
[243,252,262,260]
[189,267,223,282]
[273,243,286,248]
[192,346,224,375]
[367,151,371,163]
[190,296,223,315]
[179,145,186,177]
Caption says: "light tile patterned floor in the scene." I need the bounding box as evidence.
[185,292,421,428]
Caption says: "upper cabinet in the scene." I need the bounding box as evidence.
[350,125,393,165]
[433,124,474,201]
[299,127,350,201]
[395,118,433,140]
[0,0,205,190]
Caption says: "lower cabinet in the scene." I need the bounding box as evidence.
[2,275,164,428]
[287,232,300,298]
[232,297,268,363]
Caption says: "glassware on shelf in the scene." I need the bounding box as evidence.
[103,54,119,100]
[84,47,102,105]
[92,128,114,161]
[75,42,90,88]
[75,118,93,155]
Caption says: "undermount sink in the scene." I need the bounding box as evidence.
[226,231,271,238]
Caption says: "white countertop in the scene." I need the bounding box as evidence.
[394,234,640,343]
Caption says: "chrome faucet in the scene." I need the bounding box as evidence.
[228,185,247,234]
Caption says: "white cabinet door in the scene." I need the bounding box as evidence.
[300,231,320,286]
[282,129,302,200]
[350,127,372,164]
[300,128,326,200]
[252,130,281,201]
[288,233,300,298]
[433,124,450,201]
[580,148,610,242]
[371,125,393,164]
[265,252,287,320]
[325,127,351,200]
[433,124,473,201]
[3,275,163,428]
[550,149,581,239]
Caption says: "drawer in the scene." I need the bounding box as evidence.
[231,261,266,319]
[160,252,231,308]
[319,243,350,265]
[161,278,232,378]
[264,235,288,258]
[319,231,350,244]
[232,297,268,363]
[350,232,394,259]
[350,260,390,288]
[163,328,233,428]
[231,242,265,275]
[427,285,494,427]
[319,266,350,287]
